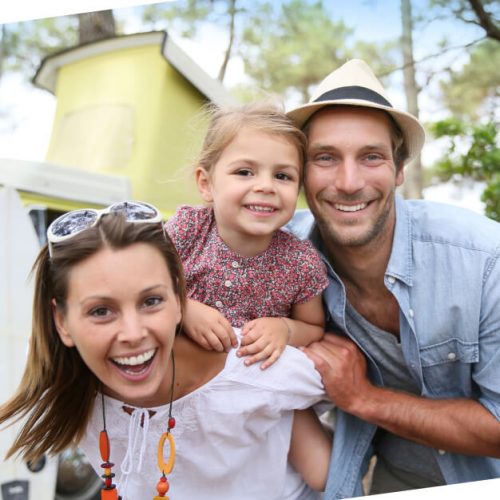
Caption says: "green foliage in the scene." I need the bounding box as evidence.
[141,1,241,38]
[1,18,78,79]
[440,39,499,120]
[430,117,500,220]
[239,0,396,102]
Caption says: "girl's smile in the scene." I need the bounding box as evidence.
[196,127,301,257]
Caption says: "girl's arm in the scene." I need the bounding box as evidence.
[288,408,332,491]
[287,294,325,347]
[184,298,238,352]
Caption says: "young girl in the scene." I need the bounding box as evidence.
[0,203,331,499]
[166,101,329,368]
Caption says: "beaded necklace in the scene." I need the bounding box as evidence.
[98,351,177,500]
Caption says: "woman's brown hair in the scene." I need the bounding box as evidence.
[0,213,185,461]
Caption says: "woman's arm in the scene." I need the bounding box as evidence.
[288,408,332,491]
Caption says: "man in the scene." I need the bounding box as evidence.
[286,59,500,498]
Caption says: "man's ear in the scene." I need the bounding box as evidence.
[396,166,405,187]
[195,167,214,203]
[52,298,75,347]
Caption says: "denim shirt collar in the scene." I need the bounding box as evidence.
[386,194,413,287]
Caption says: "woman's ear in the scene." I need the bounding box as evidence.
[195,166,214,203]
[52,298,75,347]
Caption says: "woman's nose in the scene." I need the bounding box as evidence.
[117,312,146,344]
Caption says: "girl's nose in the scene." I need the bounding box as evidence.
[253,173,276,194]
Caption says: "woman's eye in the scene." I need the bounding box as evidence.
[89,307,110,318]
[144,296,163,308]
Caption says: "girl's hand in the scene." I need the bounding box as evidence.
[184,299,237,352]
[238,317,290,369]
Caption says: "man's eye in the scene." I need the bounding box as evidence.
[366,153,382,161]
[310,154,334,165]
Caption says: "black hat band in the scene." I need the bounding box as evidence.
[314,86,392,108]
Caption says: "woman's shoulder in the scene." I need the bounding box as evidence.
[224,339,324,398]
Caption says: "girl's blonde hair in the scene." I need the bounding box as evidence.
[197,100,307,179]
[0,214,185,461]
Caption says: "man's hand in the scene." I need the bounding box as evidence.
[303,333,500,457]
[238,317,290,369]
[302,333,373,413]
[184,299,237,352]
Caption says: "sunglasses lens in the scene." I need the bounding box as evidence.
[50,210,99,238]
[110,202,158,221]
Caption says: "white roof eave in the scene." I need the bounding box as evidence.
[33,31,236,107]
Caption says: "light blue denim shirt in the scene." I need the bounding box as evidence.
[287,196,500,499]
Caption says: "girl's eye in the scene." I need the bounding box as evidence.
[275,172,293,181]
[235,169,253,176]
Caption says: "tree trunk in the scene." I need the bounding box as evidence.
[0,25,5,81]
[466,0,500,41]
[78,10,116,45]
[217,0,237,82]
[400,0,423,199]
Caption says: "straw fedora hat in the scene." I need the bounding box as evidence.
[287,59,425,163]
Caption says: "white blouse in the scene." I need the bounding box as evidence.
[79,340,326,499]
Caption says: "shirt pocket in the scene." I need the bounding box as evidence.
[419,338,479,397]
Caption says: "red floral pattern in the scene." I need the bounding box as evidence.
[166,206,329,328]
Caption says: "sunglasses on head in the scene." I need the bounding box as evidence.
[47,201,162,257]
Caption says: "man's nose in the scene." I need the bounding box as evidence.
[334,159,365,194]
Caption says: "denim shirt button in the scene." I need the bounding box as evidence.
[447,352,457,360]
[408,308,414,318]
[438,449,446,455]
[387,276,396,284]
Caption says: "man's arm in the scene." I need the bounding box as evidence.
[302,334,500,457]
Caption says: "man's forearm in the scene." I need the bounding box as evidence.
[351,384,500,457]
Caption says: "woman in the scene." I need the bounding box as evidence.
[0,201,331,499]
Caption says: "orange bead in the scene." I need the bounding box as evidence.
[101,488,118,500]
[156,478,169,495]
[99,430,110,462]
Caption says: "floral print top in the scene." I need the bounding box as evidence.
[165,205,329,328]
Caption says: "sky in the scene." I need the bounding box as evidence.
[0,0,489,212]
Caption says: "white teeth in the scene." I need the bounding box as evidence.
[247,205,275,212]
[334,203,367,212]
[113,349,155,366]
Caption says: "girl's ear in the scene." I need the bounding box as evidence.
[52,298,75,347]
[195,166,214,203]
